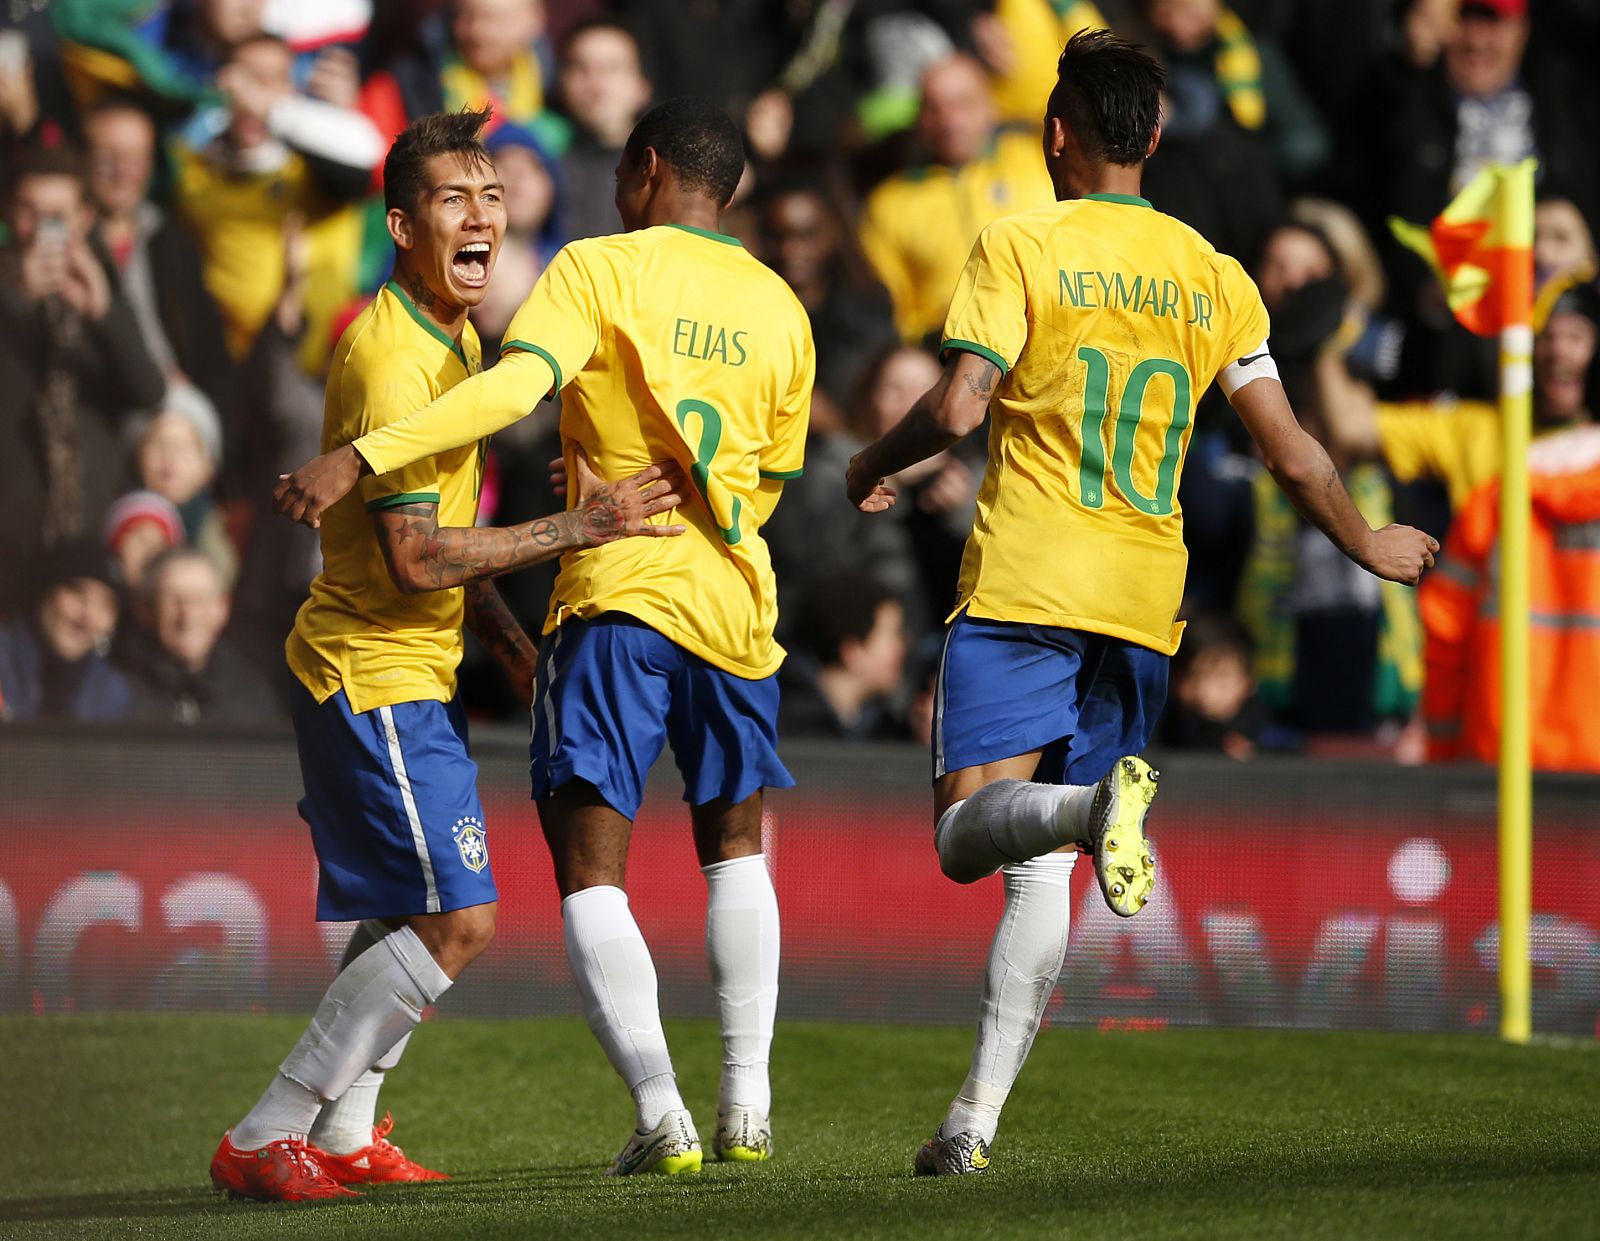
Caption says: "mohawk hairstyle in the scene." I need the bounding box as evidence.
[623,96,744,205]
[1047,29,1166,167]
[384,106,495,213]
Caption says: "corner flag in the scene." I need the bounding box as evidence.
[1393,159,1537,1044]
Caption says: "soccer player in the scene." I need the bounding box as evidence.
[845,30,1439,1175]
[275,97,814,1175]
[210,108,685,1202]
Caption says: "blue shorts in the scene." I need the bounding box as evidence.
[531,614,794,820]
[933,611,1169,787]
[291,683,498,922]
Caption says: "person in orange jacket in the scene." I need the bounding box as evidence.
[1420,425,1600,772]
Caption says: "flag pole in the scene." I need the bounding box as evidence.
[1497,166,1534,1046]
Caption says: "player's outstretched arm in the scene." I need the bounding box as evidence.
[845,350,996,511]
[1229,376,1438,585]
[276,350,558,528]
[464,579,539,710]
[371,451,687,594]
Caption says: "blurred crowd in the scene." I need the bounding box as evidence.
[1,0,1597,771]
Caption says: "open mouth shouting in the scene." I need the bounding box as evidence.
[452,240,493,290]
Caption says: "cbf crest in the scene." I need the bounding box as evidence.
[452,816,489,873]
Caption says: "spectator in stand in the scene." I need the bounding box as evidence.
[1360,0,1599,399]
[848,345,980,631]
[82,94,237,436]
[123,546,275,725]
[1320,289,1598,522]
[52,0,267,113]
[759,180,897,418]
[103,488,184,594]
[1162,612,1266,758]
[1420,424,1600,773]
[170,31,384,369]
[384,0,552,131]
[1284,199,1405,387]
[552,18,650,240]
[0,142,164,616]
[858,53,1054,346]
[130,382,238,586]
[0,540,130,724]
[779,570,909,740]
[1254,208,1403,398]
[1141,0,1329,183]
[1535,196,1597,291]
[617,0,795,121]
[762,388,919,647]
[970,0,1104,131]
[1233,230,1424,738]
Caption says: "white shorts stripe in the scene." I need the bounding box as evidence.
[933,622,956,779]
[540,625,565,754]
[378,705,440,914]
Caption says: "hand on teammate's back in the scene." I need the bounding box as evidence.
[276,444,365,528]
[569,448,688,546]
[1358,524,1440,585]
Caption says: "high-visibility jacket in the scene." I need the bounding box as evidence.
[1421,427,1600,772]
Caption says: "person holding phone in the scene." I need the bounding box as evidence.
[0,142,164,616]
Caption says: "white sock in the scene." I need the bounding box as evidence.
[233,926,451,1150]
[310,921,411,1154]
[934,780,1096,883]
[703,854,779,1116]
[943,852,1075,1145]
[562,885,684,1131]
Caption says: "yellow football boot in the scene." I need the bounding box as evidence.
[1085,756,1158,917]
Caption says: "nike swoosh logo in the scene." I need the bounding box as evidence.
[618,1133,672,1174]
[1237,353,1269,367]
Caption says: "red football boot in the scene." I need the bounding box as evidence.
[312,1113,450,1185]
[209,1131,361,1201]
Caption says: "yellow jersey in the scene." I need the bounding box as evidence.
[352,225,815,680]
[988,0,1105,126]
[286,282,486,713]
[859,129,1056,344]
[943,194,1270,654]
[171,143,363,374]
[1375,398,1502,511]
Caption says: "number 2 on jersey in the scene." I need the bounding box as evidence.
[1075,346,1192,516]
[675,397,743,546]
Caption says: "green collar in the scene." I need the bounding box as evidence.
[1082,192,1153,209]
[665,223,742,247]
[385,280,468,366]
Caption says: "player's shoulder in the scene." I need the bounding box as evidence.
[331,290,389,375]
[1149,209,1256,288]
[335,287,435,395]
[989,199,1071,238]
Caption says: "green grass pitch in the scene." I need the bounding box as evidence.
[2,1015,1597,1240]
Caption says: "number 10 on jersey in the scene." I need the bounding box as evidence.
[1075,346,1192,517]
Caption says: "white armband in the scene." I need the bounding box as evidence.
[1217,338,1279,397]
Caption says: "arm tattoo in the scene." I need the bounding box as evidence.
[962,360,999,400]
[373,501,585,591]
[372,473,648,593]
[463,579,538,683]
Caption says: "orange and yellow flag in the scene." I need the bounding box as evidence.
[1390,158,1536,338]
